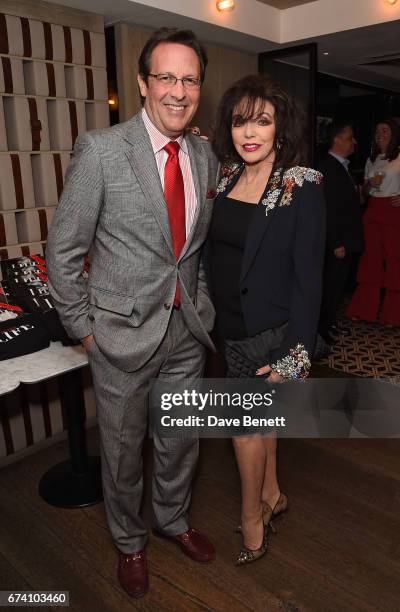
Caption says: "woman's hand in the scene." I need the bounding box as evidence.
[255,364,283,383]
[368,175,383,188]
[390,195,400,207]
[334,246,346,258]
[186,126,209,140]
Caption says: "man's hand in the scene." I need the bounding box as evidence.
[391,195,400,207]
[334,246,346,258]
[81,334,94,352]
[256,364,283,383]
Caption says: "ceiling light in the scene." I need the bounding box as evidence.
[216,0,235,12]
[323,52,329,56]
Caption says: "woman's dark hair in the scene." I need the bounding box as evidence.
[138,27,208,84]
[212,74,306,168]
[370,117,400,162]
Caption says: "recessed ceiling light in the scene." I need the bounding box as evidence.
[216,0,235,11]
[323,52,329,56]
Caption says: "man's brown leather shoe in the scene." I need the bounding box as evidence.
[153,528,215,563]
[117,550,149,598]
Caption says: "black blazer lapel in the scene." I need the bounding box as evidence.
[240,167,285,282]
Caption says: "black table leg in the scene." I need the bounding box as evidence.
[39,369,103,508]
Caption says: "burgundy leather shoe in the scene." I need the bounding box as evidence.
[153,528,215,563]
[117,550,149,598]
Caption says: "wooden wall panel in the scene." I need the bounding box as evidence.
[193,44,220,136]
[4,391,27,454]
[195,46,258,135]
[115,23,150,123]
[24,384,46,443]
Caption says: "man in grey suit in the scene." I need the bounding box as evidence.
[46,28,218,598]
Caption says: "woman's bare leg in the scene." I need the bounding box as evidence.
[232,434,265,549]
[261,434,281,509]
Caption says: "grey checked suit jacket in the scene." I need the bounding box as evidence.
[46,112,219,372]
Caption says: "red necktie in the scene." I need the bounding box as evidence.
[164,141,186,306]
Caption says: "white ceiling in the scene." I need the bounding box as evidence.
[311,21,400,92]
[256,0,315,7]
[43,0,400,92]
[281,20,400,92]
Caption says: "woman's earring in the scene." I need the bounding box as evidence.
[276,138,283,150]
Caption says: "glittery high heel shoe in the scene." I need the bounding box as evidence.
[235,493,288,534]
[262,493,288,534]
[235,522,268,566]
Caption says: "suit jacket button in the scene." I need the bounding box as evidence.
[241,288,248,295]
[164,303,171,310]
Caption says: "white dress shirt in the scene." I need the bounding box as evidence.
[365,153,400,198]
[142,108,198,237]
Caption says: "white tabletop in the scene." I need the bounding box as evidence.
[0,376,20,396]
[1,342,88,396]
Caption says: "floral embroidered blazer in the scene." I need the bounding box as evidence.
[207,163,326,379]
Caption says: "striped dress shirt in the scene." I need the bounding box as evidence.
[142,108,198,237]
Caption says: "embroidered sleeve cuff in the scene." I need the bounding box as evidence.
[271,343,311,381]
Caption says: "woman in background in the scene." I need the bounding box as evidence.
[208,74,326,565]
[347,118,400,325]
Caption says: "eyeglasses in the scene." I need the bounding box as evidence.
[148,73,201,89]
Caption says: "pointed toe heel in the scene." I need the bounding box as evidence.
[235,525,268,566]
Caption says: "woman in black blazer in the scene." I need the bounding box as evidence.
[208,74,326,566]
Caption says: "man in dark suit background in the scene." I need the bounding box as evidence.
[317,122,363,343]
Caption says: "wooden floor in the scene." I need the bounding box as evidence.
[0,422,400,611]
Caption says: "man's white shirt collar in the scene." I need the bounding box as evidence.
[329,150,350,169]
[142,108,188,155]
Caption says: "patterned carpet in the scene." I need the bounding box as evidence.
[317,317,400,382]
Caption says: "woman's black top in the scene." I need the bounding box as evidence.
[209,195,257,339]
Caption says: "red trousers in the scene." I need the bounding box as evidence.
[347,196,400,325]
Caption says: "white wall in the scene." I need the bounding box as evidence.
[281,0,400,42]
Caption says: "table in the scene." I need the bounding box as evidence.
[1,342,103,508]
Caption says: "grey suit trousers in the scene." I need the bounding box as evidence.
[88,308,205,553]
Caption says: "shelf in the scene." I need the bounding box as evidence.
[0,151,72,155]
[0,92,108,104]
[0,206,57,214]
[1,240,46,248]
[0,150,73,155]
[0,52,106,71]
[0,12,108,259]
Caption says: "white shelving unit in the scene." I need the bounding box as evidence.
[0,10,109,259]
